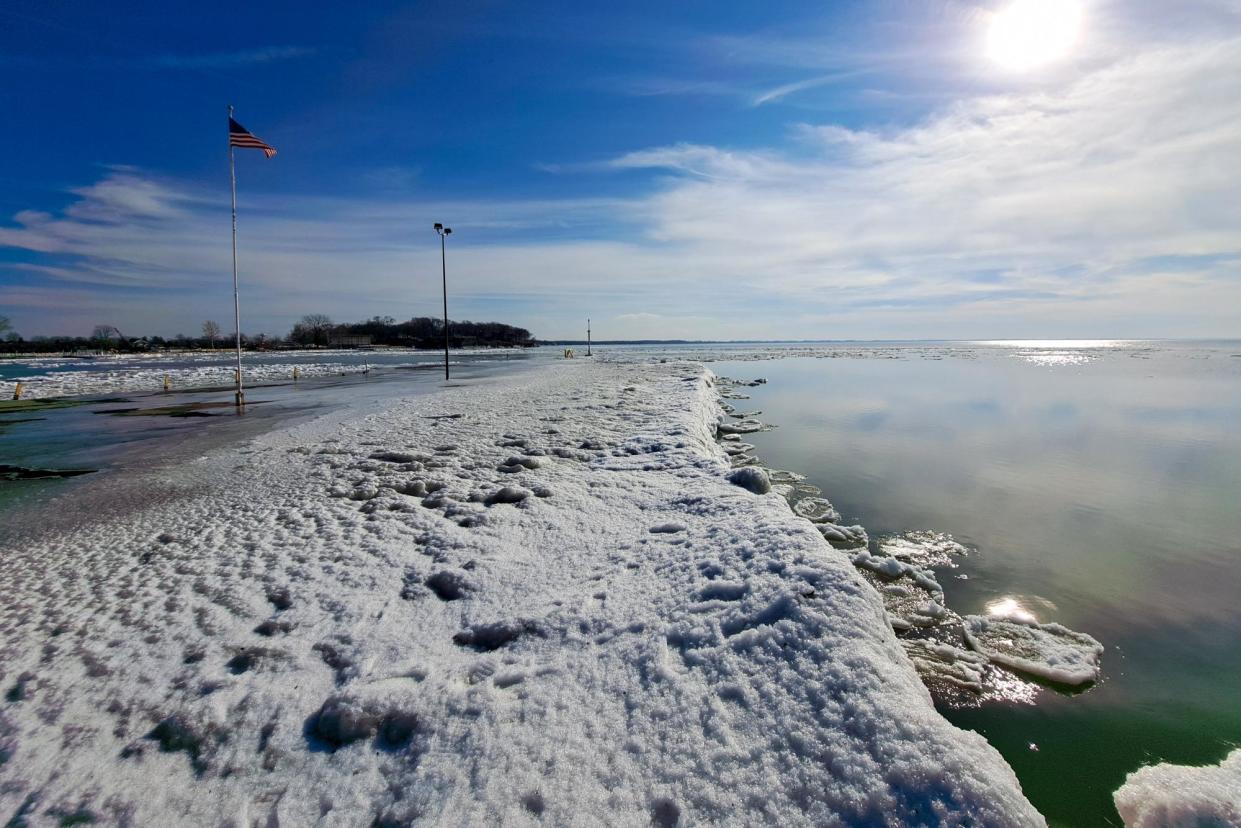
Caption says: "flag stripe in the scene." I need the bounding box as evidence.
[228,117,277,158]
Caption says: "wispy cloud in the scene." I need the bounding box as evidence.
[751,72,858,106]
[150,46,314,69]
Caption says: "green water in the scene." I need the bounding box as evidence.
[711,341,1241,825]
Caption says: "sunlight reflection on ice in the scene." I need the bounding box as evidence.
[986,596,1039,623]
[1016,351,1097,366]
[976,339,1131,367]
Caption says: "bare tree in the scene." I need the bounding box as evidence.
[202,320,221,348]
[91,324,121,344]
[0,316,10,337]
[291,314,334,347]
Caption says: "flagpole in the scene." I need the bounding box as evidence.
[229,105,245,409]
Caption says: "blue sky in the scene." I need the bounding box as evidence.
[2,0,1239,340]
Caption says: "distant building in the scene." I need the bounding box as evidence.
[328,333,373,348]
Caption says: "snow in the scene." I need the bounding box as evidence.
[963,615,1104,686]
[0,348,523,400]
[0,360,1044,825]
[1114,748,1241,827]
[726,466,771,494]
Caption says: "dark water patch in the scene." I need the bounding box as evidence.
[0,464,95,480]
[93,401,260,417]
[0,418,44,436]
[0,397,124,414]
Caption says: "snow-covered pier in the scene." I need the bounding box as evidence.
[0,360,1047,824]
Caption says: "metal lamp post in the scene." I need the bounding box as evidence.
[434,223,452,380]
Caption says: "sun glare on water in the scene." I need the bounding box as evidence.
[987,0,1082,71]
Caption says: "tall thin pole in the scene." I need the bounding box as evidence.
[587,318,591,356]
[229,106,245,409]
[441,231,449,381]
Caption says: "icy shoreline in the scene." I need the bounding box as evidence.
[0,360,1045,825]
[0,348,530,400]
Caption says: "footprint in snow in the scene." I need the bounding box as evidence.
[649,522,687,534]
[498,455,542,473]
[424,570,477,601]
[453,619,542,651]
[484,486,529,506]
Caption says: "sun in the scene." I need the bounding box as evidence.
[987,0,1082,71]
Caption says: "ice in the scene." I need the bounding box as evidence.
[0,360,1043,825]
[716,418,765,435]
[816,522,870,549]
[878,530,970,568]
[791,495,842,524]
[726,466,771,494]
[853,552,943,597]
[963,615,1104,686]
[1114,748,1241,827]
[0,348,523,400]
[901,639,990,694]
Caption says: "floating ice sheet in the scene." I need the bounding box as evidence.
[878,530,969,568]
[1113,748,1241,828]
[963,615,1103,686]
[901,638,989,695]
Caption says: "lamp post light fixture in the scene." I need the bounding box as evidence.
[434,223,452,380]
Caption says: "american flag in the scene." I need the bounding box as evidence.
[229,117,277,158]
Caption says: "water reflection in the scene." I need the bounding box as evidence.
[986,597,1039,623]
[708,340,1241,824]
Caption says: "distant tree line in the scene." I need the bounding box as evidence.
[0,326,271,355]
[288,315,535,349]
[0,314,535,355]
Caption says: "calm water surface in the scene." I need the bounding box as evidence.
[4,341,1238,823]
[707,340,1241,826]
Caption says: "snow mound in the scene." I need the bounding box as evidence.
[964,615,1103,686]
[1114,748,1241,827]
[727,466,771,494]
[0,360,1044,825]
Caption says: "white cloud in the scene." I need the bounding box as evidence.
[3,31,1240,340]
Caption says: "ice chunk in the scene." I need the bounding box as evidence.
[727,467,771,495]
[858,566,950,632]
[1113,748,1241,828]
[902,639,989,694]
[852,553,943,597]
[717,419,765,435]
[792,496,841,524]
[878,531,969,567]
[817,523,869,549]
[963,615,1103,686]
